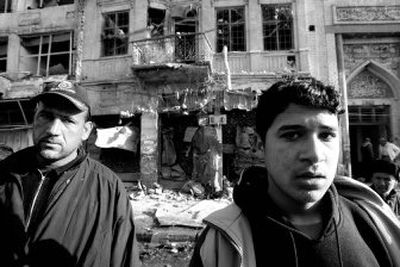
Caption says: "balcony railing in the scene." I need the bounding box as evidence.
[131,32,213,65]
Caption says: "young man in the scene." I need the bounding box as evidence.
[190,78,400,267]
[370,160,400,219]
[0,81,140,266]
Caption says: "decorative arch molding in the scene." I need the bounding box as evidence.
[347,60,400,100]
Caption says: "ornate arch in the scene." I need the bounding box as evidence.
[347,60,400,99]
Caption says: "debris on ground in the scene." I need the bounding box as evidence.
[139,241,194,267]
[130,185,231,228]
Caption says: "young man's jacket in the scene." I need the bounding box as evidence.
[190,166,400,267]
[0,147,140,267]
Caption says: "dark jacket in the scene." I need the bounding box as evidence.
[0,147,140,267]
[190,166,400,267]
[370,185,400,219]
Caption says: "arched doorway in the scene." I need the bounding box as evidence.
[347,60,400,178]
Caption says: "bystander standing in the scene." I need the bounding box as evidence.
[0,81,140,266]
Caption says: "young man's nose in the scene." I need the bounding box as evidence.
[300,136,325,163]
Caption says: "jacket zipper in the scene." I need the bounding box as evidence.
[25,170,46,232]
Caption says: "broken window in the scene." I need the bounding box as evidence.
[0,99,35,125]
[262,4,294,51]
[20,32,74,76]
[35,0,74,8]
[216,7,246,52]
[102,11,129,56]
[148,8,165,38]
[0,37,7,72]
[0,0,11,13]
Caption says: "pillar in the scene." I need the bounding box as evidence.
[140,111,159,188]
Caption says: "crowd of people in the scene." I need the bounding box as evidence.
[0,78,399,266]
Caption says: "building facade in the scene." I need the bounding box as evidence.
[0,0,399,184]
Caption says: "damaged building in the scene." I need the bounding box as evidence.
[1,0,400,187]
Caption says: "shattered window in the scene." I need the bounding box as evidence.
[0,0,11,13]
[148,8,165,37]
[216,6,246,52]
[102,11,129,56]
[0,37,7,72]
[0,99,35,125]
[20,32,74,76]
[36,0,74,8]
[262,4,293,51]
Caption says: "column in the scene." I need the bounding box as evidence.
[140,111,159,188]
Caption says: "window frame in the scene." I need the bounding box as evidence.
[0,0,12,13]
[19,31,75,77]
[102,10,130,57]
[0,37,7,73]
[261,3,294,51]
[215,6,246,53]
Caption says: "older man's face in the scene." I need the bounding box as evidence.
[33,101,92,166]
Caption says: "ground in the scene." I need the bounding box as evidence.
[128,181,232,267]
[139,241,194,267]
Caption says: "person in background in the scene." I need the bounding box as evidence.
[378,136,400,162]
[360,137,374,181]
[187,124,223,198]
[370,160,400,219]
[190,78,400,267]
[0,81,140,266]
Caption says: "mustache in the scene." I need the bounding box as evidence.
[38,134,60,143]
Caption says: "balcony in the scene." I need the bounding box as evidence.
[131,32,213,84]
[131,32,213,65]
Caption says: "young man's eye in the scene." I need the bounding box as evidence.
[320,132,337,141]
[281,132,300,141]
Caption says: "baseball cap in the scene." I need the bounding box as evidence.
[33,80,90,112]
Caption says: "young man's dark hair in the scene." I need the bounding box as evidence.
[190,77,400,267]
[256,77,343,144]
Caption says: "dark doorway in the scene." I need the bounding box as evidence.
[348,105,391,178]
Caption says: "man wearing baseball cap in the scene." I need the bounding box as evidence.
[0,81,140,266]
[371,160,400,219]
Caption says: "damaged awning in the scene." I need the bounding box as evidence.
[158,88,258,113]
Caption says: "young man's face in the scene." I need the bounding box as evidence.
[264,103,340,211]
[33,102,93,166]
[371,172,397,197]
